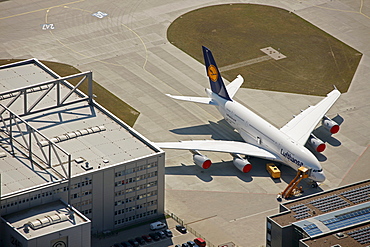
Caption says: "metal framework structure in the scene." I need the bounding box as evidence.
[0,104,71,180]
[0,71,93,117]
[0,60,94,206]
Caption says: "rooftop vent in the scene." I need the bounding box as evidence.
[25,212,69,230]
[38,125,106,147]
[81,161,93,171]
[334,232,347,239]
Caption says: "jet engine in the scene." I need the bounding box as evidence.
[232,154,252,173]
[308,134,326,152]
[322,116,340,134]
[192,151,212,169]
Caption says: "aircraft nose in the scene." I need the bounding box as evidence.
[313,171,326,182]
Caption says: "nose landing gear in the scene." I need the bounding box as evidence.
[310,181,319,188]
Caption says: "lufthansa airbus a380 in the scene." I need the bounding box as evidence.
[156,46,342,185]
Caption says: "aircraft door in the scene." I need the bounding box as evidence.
[257,136,262,145]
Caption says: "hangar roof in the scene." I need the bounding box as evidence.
[0,59,161,197]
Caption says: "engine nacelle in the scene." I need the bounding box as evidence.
[322,116,340,134]
[308,135,326,152]
[193,154,212,169]
[233,157,252,173]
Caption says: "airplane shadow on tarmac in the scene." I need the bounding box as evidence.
[165,161,254,183]
[165,156,324,196]
[166,156,294,184]
[170,119,244,142]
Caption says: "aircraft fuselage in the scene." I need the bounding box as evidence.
[209,89,326,182]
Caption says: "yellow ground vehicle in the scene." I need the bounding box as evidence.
[266,163,281,179]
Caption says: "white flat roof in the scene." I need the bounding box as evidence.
[2,200,90,240]
[0,59,160,196]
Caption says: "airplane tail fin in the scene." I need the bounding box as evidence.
[202,46,232,101]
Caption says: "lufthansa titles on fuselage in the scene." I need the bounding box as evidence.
[280,149,304,167]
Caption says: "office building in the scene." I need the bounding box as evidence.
[266,179,370,247]
[0,59,165,247]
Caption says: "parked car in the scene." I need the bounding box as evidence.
[194,238,206,247]
[175,245,181,247]
[128,239,139,247]
[176,224,187,233]
[182,243,190,247]
[142,235,152,242]
[120,242,132,247]
[150,221,166,230]
[164,229,173,237]
[156,231,166,239]
[187,241,197,247]
[135,237,145,245]
[149,232,160,241]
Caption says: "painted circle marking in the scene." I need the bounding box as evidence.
[207,65,218,82]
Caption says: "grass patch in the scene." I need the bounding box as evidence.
[168,4,362,96]
[0,59,139,127]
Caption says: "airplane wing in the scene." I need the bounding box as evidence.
[165,94,217,105]
[156,140,279,160]
[280,88,341,146]
[226,75,244,99]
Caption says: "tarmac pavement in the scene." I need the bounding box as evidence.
[1,0,369,246]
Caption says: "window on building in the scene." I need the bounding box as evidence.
[267,221,272,230]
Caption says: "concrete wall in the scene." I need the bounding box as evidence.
[28,221,91,247]
[157,153,165,215]
[2,219,91,247]
[267,217,295,247]
[2,221,28,247]
[0,152,164,244]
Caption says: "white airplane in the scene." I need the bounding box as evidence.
[156,46,341,185]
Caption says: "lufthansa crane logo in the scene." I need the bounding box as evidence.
[52,241,67,247]
[207,65,218,82]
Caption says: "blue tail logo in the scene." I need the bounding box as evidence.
[202,46,232,101]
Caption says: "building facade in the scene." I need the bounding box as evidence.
[0,59,165,246]
[266,179,370,247]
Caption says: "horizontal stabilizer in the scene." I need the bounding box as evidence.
[166,94,217,105]
[226,75,244,99]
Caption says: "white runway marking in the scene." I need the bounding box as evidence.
[229,208,277,222]
[219,55,271,72]
[260,47,286,60]
[219,47,286,72]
